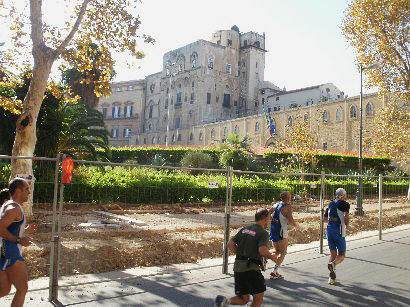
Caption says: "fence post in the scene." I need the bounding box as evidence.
[319,171,325,254]
[222,166,233,274]
[49,153,60,302]
[378,174,383,240]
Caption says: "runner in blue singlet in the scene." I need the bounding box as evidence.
[0,178,36,307]
[268,191,298,279]
[324,187,350,285]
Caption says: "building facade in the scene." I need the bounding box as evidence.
[98,25,360,150]
[133,93,382,153]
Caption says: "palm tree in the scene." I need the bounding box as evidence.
[56,102,111,160]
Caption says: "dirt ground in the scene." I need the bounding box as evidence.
[25,197,410,280]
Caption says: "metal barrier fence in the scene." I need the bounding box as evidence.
[0,154,409,304]
[0,154,60,301]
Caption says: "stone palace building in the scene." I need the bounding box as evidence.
[97,26,383,152]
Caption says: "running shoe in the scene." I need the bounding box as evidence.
[270,271,283,280]
[328,261,336,280]
[214,295,228,307]
[328,277,337,285]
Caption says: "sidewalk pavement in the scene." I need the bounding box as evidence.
[3,224,410,306]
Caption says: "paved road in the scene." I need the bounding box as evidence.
[3,226,410,306]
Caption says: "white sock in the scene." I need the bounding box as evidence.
[274,264,280,273]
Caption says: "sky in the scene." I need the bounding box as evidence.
[0,0,373,97]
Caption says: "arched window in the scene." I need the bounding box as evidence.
[288,116,293,127]
[350,105,357,119]
[157,136,160,144]
[189,132,193,141]
[177,134,182,141]
[255,122,260,132]
[336,108,343,121]
[172,134,175,143]
[199,132,203,141]
[210,129,215,139]
[208,56,214,69]
[322,110,329,122]
[365,103,373,116]
[234,125,239,134]
[190,52,198,68]
[223,127,228,136]
[164,135,167,143]
[152,137,155,144]
[304,113,309,121]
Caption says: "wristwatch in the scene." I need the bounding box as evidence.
[16,237,21,244]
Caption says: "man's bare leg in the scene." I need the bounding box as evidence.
[227,294,250,305]
[250,292,264,307]
[0,270,11,297]
[6,261,28,307]
[271,238,288,277]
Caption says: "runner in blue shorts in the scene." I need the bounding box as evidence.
[324,188,350,285]
[0,178,36,307]
[268,191,298,279]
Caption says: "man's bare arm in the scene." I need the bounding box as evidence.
[227,239,237,254]
[259,245,277,262]
[283,206,298,227]
[344,212,350,228]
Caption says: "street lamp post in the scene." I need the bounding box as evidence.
[356,63,379,216]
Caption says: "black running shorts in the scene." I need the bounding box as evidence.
[234,270,266,296]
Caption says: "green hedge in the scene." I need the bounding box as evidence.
[263,151,391,173]
[106,147,392,174]
[57,166,408,204]
[108,146,222,166]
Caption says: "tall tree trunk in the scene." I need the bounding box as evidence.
[11,53,54,217]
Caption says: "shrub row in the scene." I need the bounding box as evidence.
[262,151,391,173]
[109,146,222,166]
[106,147,392,173]
[11,166,405,205]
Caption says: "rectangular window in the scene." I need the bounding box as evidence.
[149,105,153,118]
[112,106,120,118]
[115,87,121,92]
[176,92,182,104]
[125,105,133,118]
[276,97,279,101]
[175,117,181,129]
[207,93,211,104]
[127,85,133,91]
[242,71,246,78]
[102,108,107,118]
[190,92,195,103]
[225,64,231,74]
[124,128,131,138]
[111,128,118,138]
[165,98,168,109]
[208,57,214,69]
[223,94,231,108]
[234,100,237,106]
[323,142,328,151]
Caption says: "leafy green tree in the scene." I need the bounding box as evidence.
[219,134,250,170]
[181,151,214,174]
[0,0,154,197]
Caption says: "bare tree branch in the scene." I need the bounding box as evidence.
[55,0,91,55]
[30,0,45,48]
